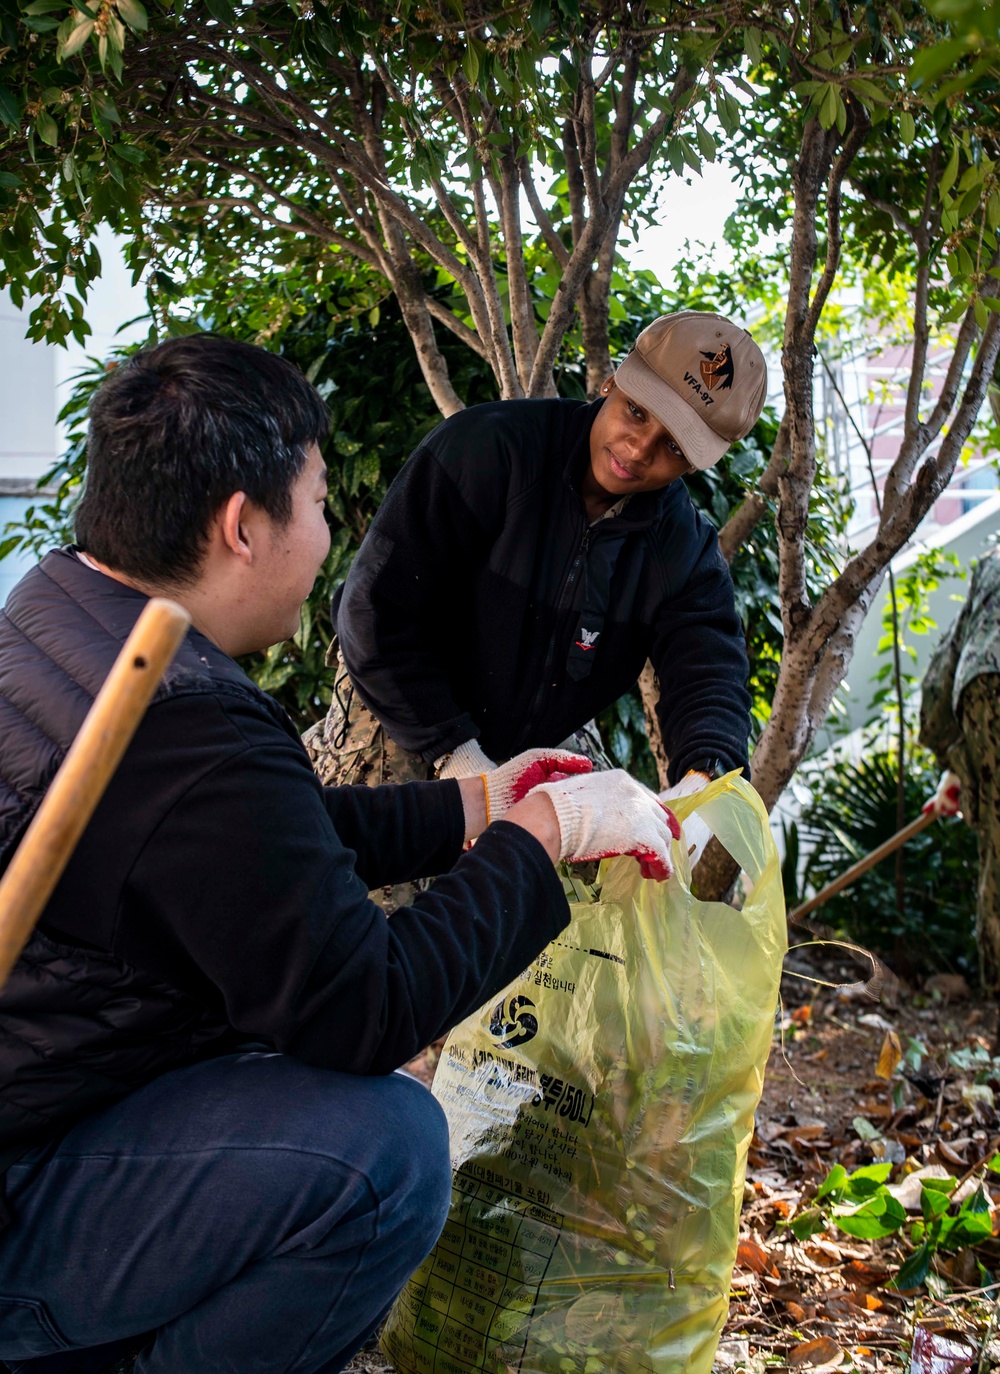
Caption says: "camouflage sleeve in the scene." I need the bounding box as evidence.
[919,628,962,766]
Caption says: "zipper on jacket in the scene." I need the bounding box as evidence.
[522,525,593,742]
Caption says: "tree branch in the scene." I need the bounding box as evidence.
[520,158,570,269]
[804,103,870,340]
[423,296,491,361]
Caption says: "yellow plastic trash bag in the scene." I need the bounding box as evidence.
[381,772,785,1374]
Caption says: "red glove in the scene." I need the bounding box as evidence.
[534,770,681,881]
[922,770,962,818]
[483,748,593,822]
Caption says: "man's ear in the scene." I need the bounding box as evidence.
[218,491,252,563]
[600,376,616,397]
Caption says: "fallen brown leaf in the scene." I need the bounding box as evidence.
[788,1335,845,1368]
[736,1238,777,1276]
[843,1259,890,1289]
[875,1029,902,1080]
[937,1140,968,1166]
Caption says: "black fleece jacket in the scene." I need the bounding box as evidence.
[336,397,752,783]
[0,551,568,1154]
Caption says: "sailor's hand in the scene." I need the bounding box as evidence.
[533,769,681,881]
[436,739,496,779]
[922,769,962,818]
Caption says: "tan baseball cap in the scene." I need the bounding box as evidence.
[614,311,767,471]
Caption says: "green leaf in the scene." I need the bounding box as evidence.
[909,38,969,88]
[0,85,20,129]
[939,142,961,201]
[744,26,762,67]
[90,90,121,132]
[920,1186,951,1221]
[920,1175,956,1195]
[116,0,147,29]
[110,141,145,163]
[695,123,716,162]
[528,0,550,36]
[819,83,840,130]
[844,1162,893,1194]
[849,75,892,105]
[892,1240,933,1290]
[975,297,988,330]
[59,17,94,56]
[461,41,479,86]
[35,110,59,147]
[834,1192,908,1239]
[816,1164,848,1202]
[900,110,916,145]
[784,1206,827,1241]
[203,0,235,22]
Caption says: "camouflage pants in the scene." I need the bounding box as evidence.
[955,674,1000,991]
[302,653,613,910]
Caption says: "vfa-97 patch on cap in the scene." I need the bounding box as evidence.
[614,311,768,471]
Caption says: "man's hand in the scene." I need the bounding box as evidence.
[436,739,496,780]
[922,769,962,818]
[484,748,592,822]
[661,769,713,865]
[456,748,592,840]
[531,770,681,881]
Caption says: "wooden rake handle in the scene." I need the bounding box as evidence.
[0,597,191,988]
[788,808,937,924]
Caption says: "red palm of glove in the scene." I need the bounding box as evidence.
[592,803,682,880]
[483,749,593,823]
[505,754,592,805]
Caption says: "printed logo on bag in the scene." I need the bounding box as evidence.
[489,995,538,1049]
[575,628,599,651]
[700,343,735,391]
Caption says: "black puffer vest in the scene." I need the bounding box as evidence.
[0,550,273,1164]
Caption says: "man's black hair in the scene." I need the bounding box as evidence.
[75,334,330,585]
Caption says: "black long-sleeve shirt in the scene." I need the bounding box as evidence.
[0,551,569,1153]
[336,397,751,782]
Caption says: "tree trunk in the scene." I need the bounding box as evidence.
[638,661,669,789]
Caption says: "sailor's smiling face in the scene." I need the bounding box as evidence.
[586,377,693,501]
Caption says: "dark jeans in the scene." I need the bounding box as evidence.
[0,1053,452,1374]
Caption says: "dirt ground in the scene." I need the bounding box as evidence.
[345,957,1000,1374]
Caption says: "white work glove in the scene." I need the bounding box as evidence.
[438,742,594,823]
[533,769,681,881]
[661,770,714,866]
[436,739,496,779]
[922,769,962,818]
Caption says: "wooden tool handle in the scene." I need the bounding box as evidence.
[0,597,191,987]
[789,808,937,924]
